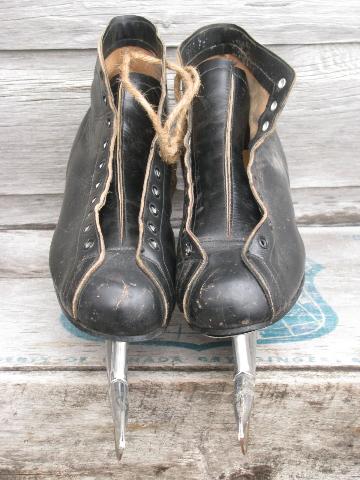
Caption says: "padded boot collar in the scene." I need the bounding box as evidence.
[102,16,163,58]
[97,16,165,115]
[178,23,295,148]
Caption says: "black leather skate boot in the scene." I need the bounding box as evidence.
[49,16,199,459]
[50,16,175,341]
[176,24,305,451]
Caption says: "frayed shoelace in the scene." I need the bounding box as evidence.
[119,50,200,164]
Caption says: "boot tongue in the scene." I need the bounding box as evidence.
[189,56,260,242]
[110,75,121,105]
[102,16,163,59]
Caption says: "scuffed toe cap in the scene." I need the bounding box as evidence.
[187,250,271,336]
[75,251,165,340]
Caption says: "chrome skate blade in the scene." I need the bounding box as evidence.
[232,332,257,455]
[106,340,128,460]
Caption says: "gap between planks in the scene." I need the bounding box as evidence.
[0,364,359,373]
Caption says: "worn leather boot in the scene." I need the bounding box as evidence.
[49,16,201,459]
[50,16,176,341]
[177,24,305,335]
[176,24,306,450]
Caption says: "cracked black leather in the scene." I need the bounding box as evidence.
[49,16,176,340]
[176,24,305,336]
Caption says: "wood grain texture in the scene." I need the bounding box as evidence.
[0,194,63,229]
[1,226,358,369]
[1,43,360,194]
[0,0,359,49]
[291,187,360,226]
[0,370,358,478]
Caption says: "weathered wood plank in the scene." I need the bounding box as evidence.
[1,230,50,278]
[0,195,63,230]
[0,370,358,478]
[1,43,360,194]
[291,187,360,226]
[1,227,358,369]
[1,0,359,49]
[1,186,360,230]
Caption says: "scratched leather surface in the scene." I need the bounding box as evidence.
[176,24,305,336]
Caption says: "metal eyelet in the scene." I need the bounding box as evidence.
[91,197,97,204]
[278,78,286,89]
[185,242,192,256]
[148,238,159,250]
[262,121,269,132]
[102,94,107,104]
[154,167,161,178]
[84,240,94,249]
[99,162,104,169]
[147,222,157,234]
[107,118,111,127]
[84,225,90,233]
[270,101,278,112]
[95,182,101,189]
[152,185,160,198]
[103,140,108,149]
[258,236,268,249]
[149,204,158,216]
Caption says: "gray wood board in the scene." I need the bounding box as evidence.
[1,43,360,194]
[1,1,359,48]
[0,370,358,479]
[1,226,358,369]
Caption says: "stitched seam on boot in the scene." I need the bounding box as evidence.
[135,51,170,326]
[158,165,175,294]
[117,83,125,242]
[225,71,235,238]
[136,138,168,325]
[181,109,208,322]
[61,111,96,307]
[71,35,119,319]
[242,71,296,321]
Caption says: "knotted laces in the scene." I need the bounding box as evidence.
[119,50,200,164]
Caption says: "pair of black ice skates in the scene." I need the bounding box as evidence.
[50,16,305,458]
